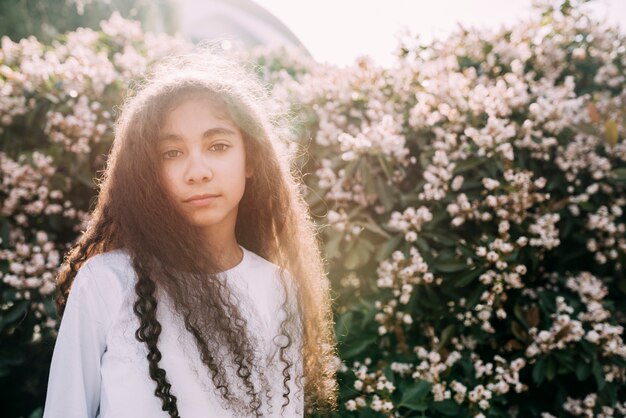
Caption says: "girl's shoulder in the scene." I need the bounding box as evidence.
[241,247,279,272]
[71,249,136,308]
[63,249,134,331]
[239,247,294,283]
[79,248,136,288]
[238,247,297,301]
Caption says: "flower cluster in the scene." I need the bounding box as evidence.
[44,95,109,154]
[525,271,626,385]
[314,159,370,205]
[345,358,396,414]
[337,115,409,163]
[374,248,439,335]
[565,272,626,361]
[562,394,626,418]
[556,134,616,183]
[387,206,433,242]
[585,203,626,265]
[483,169,550,225]
[525,296,586,357]
[0,152,83,223]
[0,229,61,299]
[467,354,527,410]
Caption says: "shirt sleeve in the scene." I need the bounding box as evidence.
[43,261,112,418]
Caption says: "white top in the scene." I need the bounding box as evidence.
[43,246,303,418]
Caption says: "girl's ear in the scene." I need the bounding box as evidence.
[245,164,253,178]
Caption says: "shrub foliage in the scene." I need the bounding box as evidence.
[1,1,625,417]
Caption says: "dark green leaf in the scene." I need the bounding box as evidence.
[376,233,403,262]
[533,357,546,385]
[1,300,29,329]
[576,361,591,381]
[453,157,486,174]
[592,359,605,390]
[438,324,455,349]
[432,399,461,416]
[453,268,483,287]
[335,311,353,344]
[432,260,468,273]
[546,357,556,381]
[27,407,43,418]
[340,336,377,359]
[399,380,431,410]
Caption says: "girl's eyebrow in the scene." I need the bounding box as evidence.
[158,127,238,143]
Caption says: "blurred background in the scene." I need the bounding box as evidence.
[2,0,625,67]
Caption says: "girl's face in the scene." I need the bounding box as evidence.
[158,97,252,240]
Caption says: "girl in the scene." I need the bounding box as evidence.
[42,50,338,418]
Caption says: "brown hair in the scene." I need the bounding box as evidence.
[54,49,338,417]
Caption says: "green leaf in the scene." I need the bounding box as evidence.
[343,238,374,270]
[361,162,378,198]
[0,218,10,247]
[453,157,486,174]
[414,236,430,254]
[335,311,353,344]
[0,300,29,329]
[453,268,483,287]
[432,399,461,416]
[27,407,43,418]
[343,246,363,270]
[592,359,606,390]
[546,357,556,381]
[360,305,379,329]
[438,324,456,349]
[375,233,403,262]
[513,304,528,328]
[382,365,395,383]
[576,361,591,381]
[610,168,626,184]
[432,260,468,273]
[376,175,395,211]
[340,335,377,359]
[399,380,431,411]
[377,154,394,180]
[359,220,391,239]
[533,357,546,385]
[420,231,457,247]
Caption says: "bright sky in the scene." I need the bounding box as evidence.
[251,0,626,67]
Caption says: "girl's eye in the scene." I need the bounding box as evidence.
[211,143,229,151]
[162,150,181,159]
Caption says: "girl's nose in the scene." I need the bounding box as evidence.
[185,152,213,183]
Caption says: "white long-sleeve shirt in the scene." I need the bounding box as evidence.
[43,246,303,418]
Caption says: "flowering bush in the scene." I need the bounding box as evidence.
[2,1,626,417]
[265,0,626,416]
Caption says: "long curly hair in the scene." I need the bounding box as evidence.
[54,50,338,417]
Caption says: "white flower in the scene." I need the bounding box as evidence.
[482,178,500,190]
[345,399,357,411]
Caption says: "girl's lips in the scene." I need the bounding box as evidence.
[185,194,220,207]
